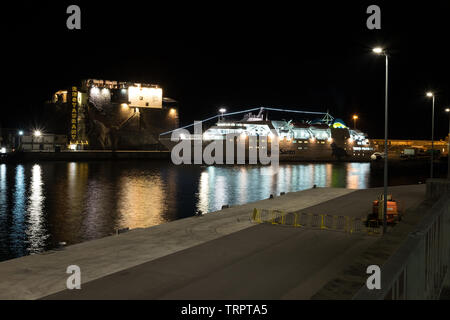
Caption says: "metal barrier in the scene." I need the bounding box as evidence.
[251,208,381,235]
[353,195,450,300]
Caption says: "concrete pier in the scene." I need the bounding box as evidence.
[0,185,427,299]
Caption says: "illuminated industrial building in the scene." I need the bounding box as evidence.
[51,79,179,150]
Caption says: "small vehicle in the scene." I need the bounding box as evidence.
[370,152,385,161]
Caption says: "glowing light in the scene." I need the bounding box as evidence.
[372,47,384,54]
[426,92,434,97]
[69,144,77,151]
[121,103,129,109]
[446,108,450,113]
[353,115,358,120]
[0,147,6,154]
[348,137,354,143]
[169,108,177,116]
[310,137,316,143]
[219,108,226,114]
[90,87,100,95]
[327,137,333,143]
[18,130,24,136]
[180,134,186,140]
[34,130,42,137]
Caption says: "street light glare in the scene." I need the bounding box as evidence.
[426,92,434,97]
[372,47,384,54]
[353,115,358,120]
[34,130,42,137]
[219,108,226,113]
[445,108,450,113]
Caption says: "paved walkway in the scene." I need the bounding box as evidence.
[44,185,426,300]
[0,187,353,299]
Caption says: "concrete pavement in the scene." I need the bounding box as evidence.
[44,184,426,300]
[0,187,354,299]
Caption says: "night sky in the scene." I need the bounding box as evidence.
[1,1,449,140]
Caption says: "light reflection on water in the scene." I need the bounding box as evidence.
[0,160,435,261]
[195,163,370,214]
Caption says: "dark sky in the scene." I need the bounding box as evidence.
[1,1,449,139]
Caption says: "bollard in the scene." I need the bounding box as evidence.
[116,227,130,235]
[195,210,203,217]
[221,205,230,210]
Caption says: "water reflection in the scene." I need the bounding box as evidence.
[0,160,430,262]
[11,165,26,256]
[196,163,371,214]
[26,164,47,253]
[118,171,166,228]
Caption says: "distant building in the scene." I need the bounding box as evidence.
[371,138,449,155]
[20,134,68,152]
[49,79,179,150]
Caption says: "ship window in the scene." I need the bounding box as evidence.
[304,141,308,144]
[298,147,302,150]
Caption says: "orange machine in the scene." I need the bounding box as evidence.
[367,194,402,226]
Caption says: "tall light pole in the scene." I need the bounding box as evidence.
[445,108,450,179]
[353,115,359,130]
[219,108,226,121]
[373,47,388,234]
[426,92,435,179]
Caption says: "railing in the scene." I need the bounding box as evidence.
[251,208,381,235]
[353,195,450,300]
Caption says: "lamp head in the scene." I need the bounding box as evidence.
[372,47,384,54]
[426,92,434,98]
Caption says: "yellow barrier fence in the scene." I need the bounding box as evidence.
[251,208,381,235]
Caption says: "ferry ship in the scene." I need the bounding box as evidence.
[159,107,374,162]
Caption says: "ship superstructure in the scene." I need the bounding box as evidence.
[160,107,373,162]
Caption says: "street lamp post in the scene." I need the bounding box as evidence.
[17,130,24,150]
[219,108,226,121]
[446,108,450,179]
[427,92,435,179]
[353,115,359,130]
[373,47,389,234]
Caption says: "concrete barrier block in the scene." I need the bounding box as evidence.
[426,179,450,200]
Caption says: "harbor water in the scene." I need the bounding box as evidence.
[0,160,446,262]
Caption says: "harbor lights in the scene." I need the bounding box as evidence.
[34,130,42,137]
[426,92,435,178]
[373,46,389,234]
[352,115,359,129]
[18,130,24,136]
[445,107,450,179]
[219,108,226,121]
